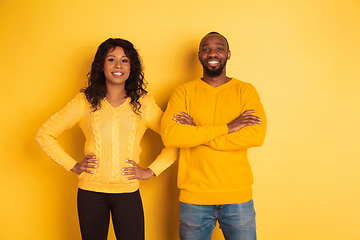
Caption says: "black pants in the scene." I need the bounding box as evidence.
[77,189,144,240]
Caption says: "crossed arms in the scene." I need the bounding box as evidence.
[161,83,267,151]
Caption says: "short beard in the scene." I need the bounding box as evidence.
[201,58,227,78]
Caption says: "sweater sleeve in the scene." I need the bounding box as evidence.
[35,93,84,171]
[161,85,228,148]
[205,84,267,151]
[145,96,179,177]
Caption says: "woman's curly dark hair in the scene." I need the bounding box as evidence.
[81,38,147,114]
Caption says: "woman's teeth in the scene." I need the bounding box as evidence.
[113,72,123,76]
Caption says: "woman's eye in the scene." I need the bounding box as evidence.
[122,59,128,63]
[108,58,115,62]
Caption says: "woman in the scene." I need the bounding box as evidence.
[36,38,178,240]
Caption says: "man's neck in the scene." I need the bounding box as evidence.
[202,74,231,88]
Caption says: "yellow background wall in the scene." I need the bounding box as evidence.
[1,0,359,239]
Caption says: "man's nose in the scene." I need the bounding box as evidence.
[209,49,217,56]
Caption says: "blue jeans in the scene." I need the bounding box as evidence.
[179,199,256,240]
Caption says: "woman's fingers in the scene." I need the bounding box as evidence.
[126,159,137,166]
[122,160,137,178]
[71,155,98,174]
[81,155,98,173]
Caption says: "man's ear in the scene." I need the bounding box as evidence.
[227,50,231,60]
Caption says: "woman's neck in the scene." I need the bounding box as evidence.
[105,85,127,107]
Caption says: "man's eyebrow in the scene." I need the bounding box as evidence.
[201,43,225,47]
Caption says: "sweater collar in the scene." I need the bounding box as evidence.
[197,77,236,92]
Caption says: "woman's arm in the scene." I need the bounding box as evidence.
[35,93,85,171]
[122,96,178,179]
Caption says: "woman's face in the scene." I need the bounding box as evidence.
[103,46,131,87]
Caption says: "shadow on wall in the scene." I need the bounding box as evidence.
[155,38,202,110]
[140,130,179,239]
[175,38,203,85]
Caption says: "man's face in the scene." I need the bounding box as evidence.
[198,34,231,78]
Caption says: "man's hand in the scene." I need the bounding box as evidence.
[227,110,262,134]
[71,155,98,174]
[122,160,155,180]
[173,110,261,134]
[173,111,195,126]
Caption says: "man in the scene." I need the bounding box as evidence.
[161,32,267,240]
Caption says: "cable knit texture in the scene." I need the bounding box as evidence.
[36,93,178,193]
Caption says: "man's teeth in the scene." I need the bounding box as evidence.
[208,61,219,64]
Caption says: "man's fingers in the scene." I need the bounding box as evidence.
[242,119,261,124]
[244,115,262,122]
[177,119,192,124]
[240,114,261,121]
[173,112,195,126]
[174,115,189,121]
[180,111,192,119]
[240,110,257,116]
[175,112,193,121]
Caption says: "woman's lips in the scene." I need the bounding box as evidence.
[112,72,124,77]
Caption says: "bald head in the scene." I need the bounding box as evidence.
[199,32,229,51]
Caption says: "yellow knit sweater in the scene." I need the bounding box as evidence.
[36,93,178,193]
[161,78,267,205]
